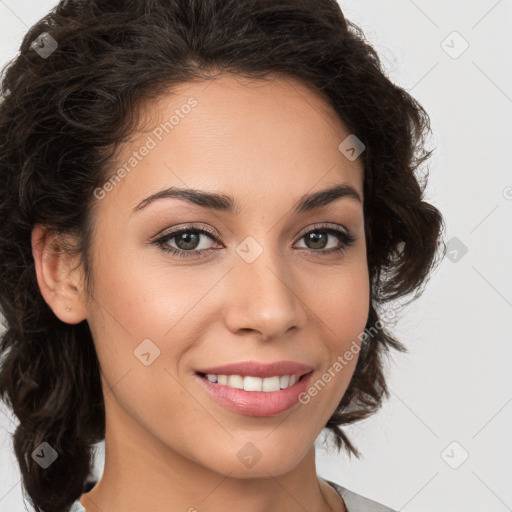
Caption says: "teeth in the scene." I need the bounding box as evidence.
[203,373,301,392]
[262,376,280,392]
[227,375,244,389]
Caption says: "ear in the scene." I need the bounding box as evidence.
[31,224,88,324]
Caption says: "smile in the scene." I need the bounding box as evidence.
[195,370,314,417]
[198,373,301,392]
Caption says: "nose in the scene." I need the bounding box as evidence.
[223,242,306,341]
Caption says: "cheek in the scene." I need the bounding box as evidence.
[333,278,370,347]
[300,256,370,405]
[85,242,220,411]
[331,268,370,373]
[306,254,370,345]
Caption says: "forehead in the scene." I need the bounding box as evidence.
[99,73,364,215]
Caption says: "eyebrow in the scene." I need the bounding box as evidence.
[131,182,362,216]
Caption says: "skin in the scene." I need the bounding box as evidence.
[31,73,369,512]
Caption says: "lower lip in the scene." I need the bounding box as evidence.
[195,372,314,417]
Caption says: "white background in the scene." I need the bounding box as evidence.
[0,1,511,511]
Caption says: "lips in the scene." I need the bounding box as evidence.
[195,360,314,378]
[195,369,314,416]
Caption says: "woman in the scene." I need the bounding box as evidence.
[0,1,444,511]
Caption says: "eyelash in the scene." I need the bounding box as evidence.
[152,223,357,260]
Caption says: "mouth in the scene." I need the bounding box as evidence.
[195,370,315,417]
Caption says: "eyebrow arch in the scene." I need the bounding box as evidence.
[130,182,362,216]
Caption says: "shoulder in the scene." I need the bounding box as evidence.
[325,479,399,512]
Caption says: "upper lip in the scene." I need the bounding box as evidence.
[195,360,314,378]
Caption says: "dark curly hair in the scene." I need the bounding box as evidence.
[0,0,445,511]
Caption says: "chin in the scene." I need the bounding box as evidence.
[200,440,311,478]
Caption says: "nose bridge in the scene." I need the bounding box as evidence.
[224,234,302,338]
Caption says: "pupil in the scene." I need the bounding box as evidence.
[307,231,327,249]
[177,232,199,250]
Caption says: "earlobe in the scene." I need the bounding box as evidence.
[31,224,88,325]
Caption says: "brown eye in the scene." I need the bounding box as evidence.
[295,225,357,255]
[172,231,204,251]
[303,230,330,250]
[153,227,219,259]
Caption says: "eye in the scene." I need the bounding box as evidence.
[153,226,218,259]
[152,223,357,259]
[295,224,357,256]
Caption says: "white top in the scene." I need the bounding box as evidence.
[69,500,86,512]
[70,478,398,512]
[327,480,398,511]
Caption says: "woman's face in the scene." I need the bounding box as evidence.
[83,74,369,477]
